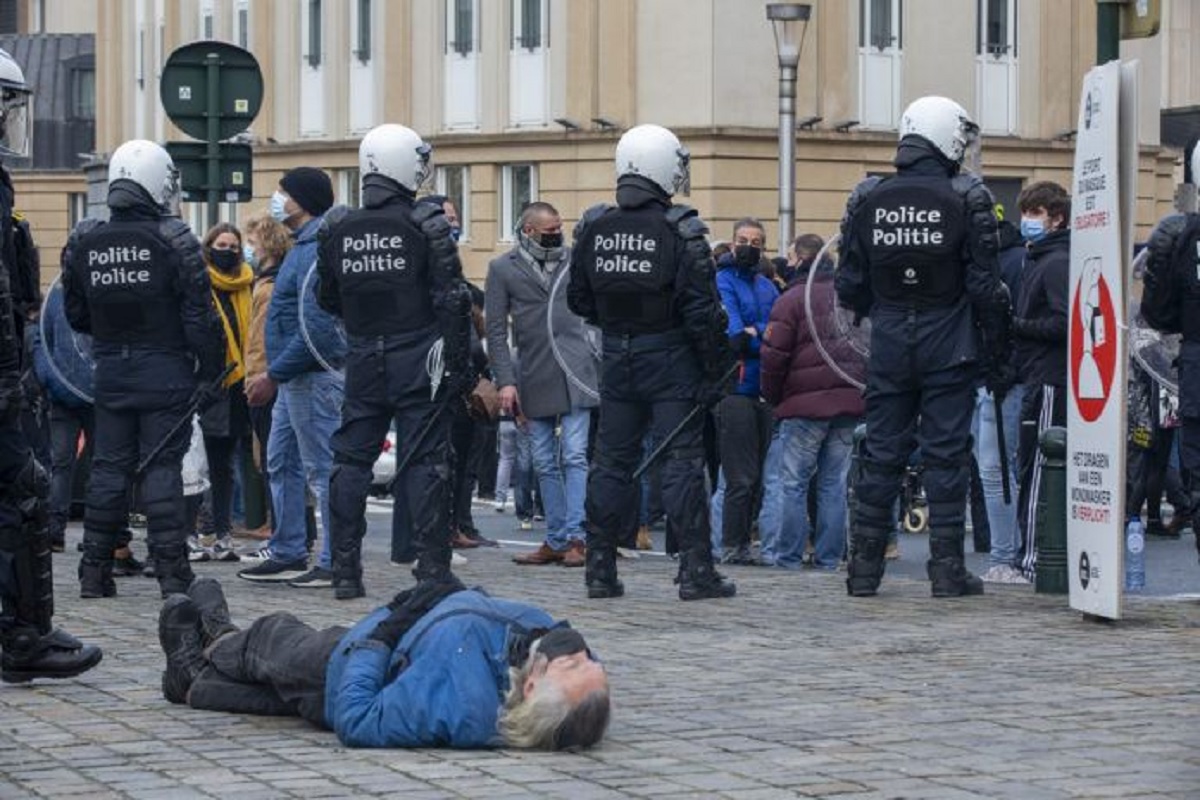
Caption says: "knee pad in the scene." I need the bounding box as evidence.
[856,459,906,509]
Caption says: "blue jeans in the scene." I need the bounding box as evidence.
[267,372,343,566]
[709,469,725,558]
[756,427,785,565]
[777,417,856,569]
[973,385,1024,569]
[527,408,590,550]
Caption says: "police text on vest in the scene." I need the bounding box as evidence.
[89,246,152,285]
[872,206,945,246]
[594,232,657,274]
[341,233,407,274]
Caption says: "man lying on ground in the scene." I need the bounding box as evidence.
[158,577,610,750]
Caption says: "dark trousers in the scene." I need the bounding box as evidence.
[587,334,711,558]
[449,410,479,534]
[188,612,347,728]
[47,402,93,542]
[716,394,773,550]
[1128,427,1186,522]
[474,419,498,497]
[201,435,241,536]
[1016,384,1067,576]
[249,399,275,526]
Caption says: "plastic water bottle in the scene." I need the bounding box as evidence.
[1125,515,1145,593]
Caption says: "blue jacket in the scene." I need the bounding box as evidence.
[265,216,346,382]
[715,255,779,396]
[31,284,93,408]
[324,589,557,748]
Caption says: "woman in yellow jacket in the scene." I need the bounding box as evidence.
[191,222,254,562]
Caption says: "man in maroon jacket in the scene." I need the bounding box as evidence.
[760,247,865,569]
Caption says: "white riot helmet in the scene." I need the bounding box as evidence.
[107,139,180,209]
[359,123,433,192]
[898,96,980,168]
[615,124,691,196]
[1189,141,1200,187]
[0,48,32,159]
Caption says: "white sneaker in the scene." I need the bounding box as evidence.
[451,552,468,566]
[211,536,241,563]
[981,564,1029,584]
[187,535,212,563]
[240,546,274,563]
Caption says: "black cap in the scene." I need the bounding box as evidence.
[279,167,334,217]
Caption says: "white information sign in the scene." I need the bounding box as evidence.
[1066,60,1137,619]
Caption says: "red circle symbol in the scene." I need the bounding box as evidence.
[1070,267,1117,422]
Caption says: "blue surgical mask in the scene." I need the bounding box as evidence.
[243,244,259,270]
[270,190,290,223]
[1020,217,1046,243]
[449,225,462,242]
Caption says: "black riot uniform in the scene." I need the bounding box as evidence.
[1141,211,1200,560]
[567,174,736,601]
[317,175,473,599]
[835,136,1011,598]
[0,166,102,682]
[62,182,224,598]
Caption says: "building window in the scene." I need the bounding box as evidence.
[200,0,214,39]
[235,1,250,49]
[354,0,371,62]
[447,0,476,56]
[306,0,323,67]
[68,192,87,229]
[513,0,547,50]
[136,26,145,87]
[436,165,470,242]
[70,68,95,119]
[860,0,902,49]
[338,168,361,208]
[499,164,536,241]
[979,0,1016,56]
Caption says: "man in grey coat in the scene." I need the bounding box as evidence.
[485,202,598,567]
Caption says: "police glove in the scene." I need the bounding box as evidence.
[986,361,1017,399]
[730,332,754,358]
[0,373,22,423]
[190,380,225,413]
[370,575,466,648]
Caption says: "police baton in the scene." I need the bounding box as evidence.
[993,388,1012,505]
[632,361,740,481]
[384,391,456,495]
[135,364,235,478]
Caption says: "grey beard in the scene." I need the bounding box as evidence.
[518,231,563,264]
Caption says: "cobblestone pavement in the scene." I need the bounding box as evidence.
[2,505,1198,799]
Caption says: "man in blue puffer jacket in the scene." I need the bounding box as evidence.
[240,168,347,585]
[156,578,611,750]
[713,217,778,565]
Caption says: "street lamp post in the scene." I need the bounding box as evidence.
[767,3,811,256]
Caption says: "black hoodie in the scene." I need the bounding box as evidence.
[1013,227,1070,388]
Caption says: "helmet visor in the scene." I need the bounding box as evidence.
[0,88,32,159]
[960,120,982,175]
[675,146,691,196]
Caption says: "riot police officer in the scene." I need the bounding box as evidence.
[63,140,224,599]
[1141,144,1200,561]
[567,123,736,601]
[317,124,473,599]
[0,47,101,681]
[835,96,1012,598]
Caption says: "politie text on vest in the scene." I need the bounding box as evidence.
[89,245,153,286]
[341,232,407,274]
[871,205,946,247]
[593,232,658,274]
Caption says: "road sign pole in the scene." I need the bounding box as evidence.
[205,52,221,229]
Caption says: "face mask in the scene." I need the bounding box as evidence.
[537,627,589,662]
[518,230,564,264]
[538,231,564,249]
[449,225,462,242]
[209,248,241,271]
[270,190,291,224]
[1019,217,1046,243]
[734,244,761,268]
[243,244,259,270]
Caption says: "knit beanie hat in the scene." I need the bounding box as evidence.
[279,167,334,217]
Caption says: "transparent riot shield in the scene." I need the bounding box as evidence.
[38,276,95,404]
[1127,248,1180,394]
[803,233,870,391]
[298,259,349,376]
[546,263,601,403]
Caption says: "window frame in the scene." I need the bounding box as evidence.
[512,0,548,51]
[436,165,471,243]
[338,168,362,209]
[306,0,323,68]
[860,0,903,50]
[499,164,536,243]
[446,0,478,57]
[977,0,1017,57]
[354,0,372,63]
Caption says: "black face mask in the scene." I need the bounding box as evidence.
[506,624,589,667]
[210,248,241,271]
[734,245,761,269]
[538,231,564,249]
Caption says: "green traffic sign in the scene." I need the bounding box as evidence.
[160,40,263,141]
[165,141,254,203]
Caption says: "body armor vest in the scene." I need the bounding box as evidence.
[585,206,678,332]
[856,174,968,309]
[327,205,434,337]
[1176,216,1200,341]
[78,220,187,348]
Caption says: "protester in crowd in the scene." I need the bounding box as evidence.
[1012,181,1071,582]
[239,167,343,586]
[157,577,610,750]
[240,213,292,541]
[714,218,778,566]
[488,201,597,568]
[447,281,496,550]
[189,222,253,564]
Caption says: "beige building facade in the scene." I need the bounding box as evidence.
[13,0,1200,281]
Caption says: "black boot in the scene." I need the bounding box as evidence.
[846,502,891,597]
[332,540,365,600]
[676,549,736,601]
[1,626,103,683]
[927,528,984,597]
[158,595,206,704]
[585,546,623,599]
[154,544,195,597]
[186,578,237,647]
[78,559,116,599]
